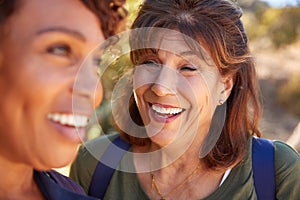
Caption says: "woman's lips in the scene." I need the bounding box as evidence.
[47,113,89,127]
[47,113,89,143]
[150,103,185,123]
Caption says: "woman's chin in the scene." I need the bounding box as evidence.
[34,149,78,171]
[150,134,177,147]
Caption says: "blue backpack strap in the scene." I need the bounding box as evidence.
[88,136,131,199]
[252,137,276,200]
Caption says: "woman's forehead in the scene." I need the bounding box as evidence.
[8,0,95,26]
[132,28,209,56]
[1,0,103,44]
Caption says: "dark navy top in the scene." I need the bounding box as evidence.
[34,170,98,200]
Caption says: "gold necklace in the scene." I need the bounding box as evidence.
[150,164,201,200]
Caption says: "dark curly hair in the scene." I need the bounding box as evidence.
[82,0,128,38]
[0,0,127,38]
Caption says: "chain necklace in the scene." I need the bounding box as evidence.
[150,163,201,200]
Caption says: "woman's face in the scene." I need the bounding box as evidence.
[133,32,227,147]
[0,0,104,170]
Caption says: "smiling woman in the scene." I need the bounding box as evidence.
[0,0,126,199]
[70,0,300,199]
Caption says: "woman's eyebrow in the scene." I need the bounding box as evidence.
[179,50,202,57]
[36,27,86,42]
[179,50,211,61]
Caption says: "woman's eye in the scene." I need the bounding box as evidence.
[142,60,159,66]
[47,44,71,57]
[181,65,197,71]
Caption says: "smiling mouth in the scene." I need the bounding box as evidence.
[151,104,185,119]
[47,113,89,127]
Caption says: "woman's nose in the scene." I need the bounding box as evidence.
[73,58,103,109]
[151,66,177,96]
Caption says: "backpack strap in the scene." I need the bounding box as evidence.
[89,136,275,199]
[252,137,276,200]
[88,136,131,199]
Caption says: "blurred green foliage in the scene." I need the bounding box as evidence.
[126,0,144,24]
[277,75,300,116]
[240,1,300,118]
[241,1,300,48]
[268,8,300,47]
[97,53,133,134]
[87,0,142,138]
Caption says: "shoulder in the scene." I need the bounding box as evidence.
[273,140,300,167]
[251,137,299,164]
[273,140,300,198]
[75,132,121,165]
[77,132,121,163]
[69,132,120,193]
[274,140,299,155]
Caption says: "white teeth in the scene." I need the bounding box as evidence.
[47,113,89,127]
[152,104,183,115]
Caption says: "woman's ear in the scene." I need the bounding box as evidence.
[219,77,233,105]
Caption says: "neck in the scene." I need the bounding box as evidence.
[158,131,207,171]
[133,133,206,175]
[134,127,226,200]
[141,148,223,200]
[0,155,41,199]
[150,147,204,183]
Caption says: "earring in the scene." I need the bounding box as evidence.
[219,100,224,105]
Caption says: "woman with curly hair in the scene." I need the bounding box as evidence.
[0,0,126,199]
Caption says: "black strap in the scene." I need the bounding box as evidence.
[88,136,131,199]
[252,137,275,200]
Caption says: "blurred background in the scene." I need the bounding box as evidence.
[91,0,300,150]
[238,0,300,151]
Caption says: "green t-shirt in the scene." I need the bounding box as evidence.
[70,133,300,200]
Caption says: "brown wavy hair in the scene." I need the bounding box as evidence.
[122,0,262,170]
[82,0,127,38]
[0,0,127,38]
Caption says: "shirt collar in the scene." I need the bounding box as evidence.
[34,170,98,200]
